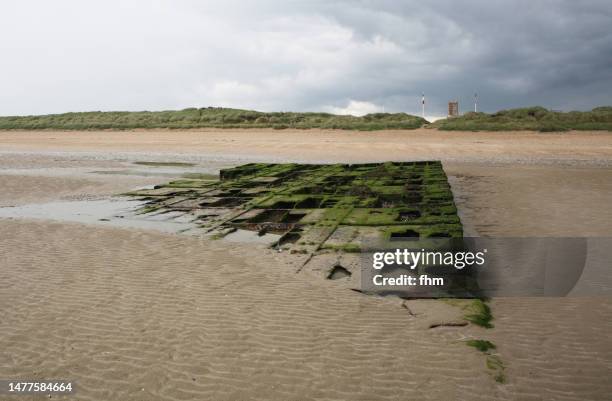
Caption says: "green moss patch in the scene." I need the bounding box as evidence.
[134,161,197,167]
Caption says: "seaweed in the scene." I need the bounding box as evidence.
[464,299,494,328]
[466,339,496,352]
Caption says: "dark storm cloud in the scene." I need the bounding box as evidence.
[318,0,612,114]
[0,0,611,117]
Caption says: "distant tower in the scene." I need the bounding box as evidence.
[474,93,478,112]
[421,93,425,119]
[448,101,459,117]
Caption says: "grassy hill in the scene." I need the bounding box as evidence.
[0,107,426,131]
[432,106,612,132]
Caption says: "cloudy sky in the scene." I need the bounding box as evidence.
[1,0,611,118]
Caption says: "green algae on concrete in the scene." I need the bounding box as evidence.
[125,161,463,254]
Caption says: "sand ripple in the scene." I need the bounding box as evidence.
[1,220,499,400]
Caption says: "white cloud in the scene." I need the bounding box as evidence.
[425,115,447,123]
[327,100,384,116]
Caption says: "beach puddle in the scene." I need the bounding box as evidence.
[0,198,197,234]
[90,169,183,177]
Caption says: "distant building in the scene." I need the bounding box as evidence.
[448,101,459,117]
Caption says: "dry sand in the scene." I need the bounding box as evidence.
[1,129,612,165]
[1,129,612,400]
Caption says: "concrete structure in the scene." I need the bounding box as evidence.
[448,101,459,117]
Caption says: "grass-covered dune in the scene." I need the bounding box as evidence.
[0,107,427,131]
[433,106,612,132]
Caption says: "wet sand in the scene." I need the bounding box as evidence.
[447,163,612,236]
[1,129,612,400]
[1,219,496,401]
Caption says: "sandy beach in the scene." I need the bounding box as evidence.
[2,129,612,400]
[2,128,612,165]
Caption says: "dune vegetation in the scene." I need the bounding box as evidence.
[0,107,426,131]
[433,106,612,132]
[4,106,612,132]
